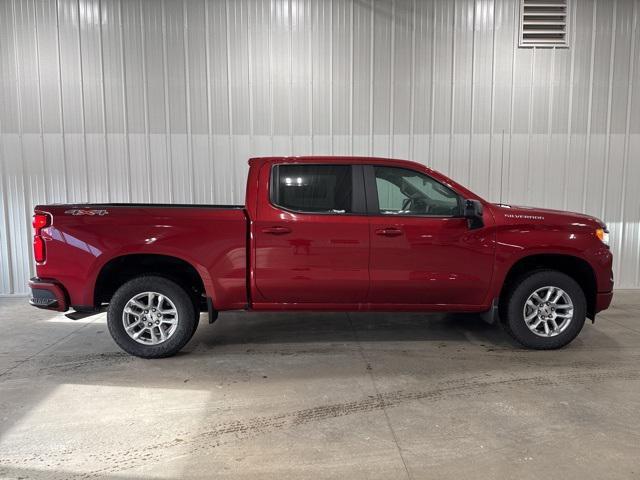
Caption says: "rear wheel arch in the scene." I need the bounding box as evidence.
[498,254,597,319]
[93,254,210,311]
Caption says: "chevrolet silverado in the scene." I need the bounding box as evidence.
[29,156,614,357]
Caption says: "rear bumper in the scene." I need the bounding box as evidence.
[595,291,614,313]
[29,278,69,312]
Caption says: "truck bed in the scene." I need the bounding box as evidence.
[33,203,249,310]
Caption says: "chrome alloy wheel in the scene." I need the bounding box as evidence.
[122,292,179,345]
[523,286,574,337]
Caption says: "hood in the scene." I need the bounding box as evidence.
[490,203,606,229]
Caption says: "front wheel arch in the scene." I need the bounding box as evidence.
[498,254,597,320]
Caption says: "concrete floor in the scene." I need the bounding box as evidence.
[0,293,639,479]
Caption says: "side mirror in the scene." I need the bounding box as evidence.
[464,199,484,230]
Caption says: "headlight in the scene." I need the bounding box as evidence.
[596,228,609,247]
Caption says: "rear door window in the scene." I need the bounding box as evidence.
[271,165,353,214]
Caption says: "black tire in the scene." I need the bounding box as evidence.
[189,311,201,340]
[502,270,587,350]
[107,276,197,358]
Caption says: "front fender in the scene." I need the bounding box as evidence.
[486,226,612,304]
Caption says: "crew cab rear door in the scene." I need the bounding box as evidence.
[365,165,494,306]
[252,163,370,304]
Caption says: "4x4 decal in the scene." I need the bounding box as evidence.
[64,209,109,216]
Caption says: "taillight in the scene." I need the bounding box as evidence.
[32,213,50,263]
[33,214,48,230]
[33,236,45,263]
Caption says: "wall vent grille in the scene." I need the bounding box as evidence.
[520,0,569,47]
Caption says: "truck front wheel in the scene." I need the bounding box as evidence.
[107,276,197,358]
[502,270,587,349]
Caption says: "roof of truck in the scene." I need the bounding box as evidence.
[248,156,426,169]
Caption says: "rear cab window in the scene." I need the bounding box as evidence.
[270,164,354,214]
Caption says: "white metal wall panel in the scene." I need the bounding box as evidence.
[1,0,639,294]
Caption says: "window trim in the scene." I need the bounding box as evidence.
[269,163,367,216]
[363,165,465,218]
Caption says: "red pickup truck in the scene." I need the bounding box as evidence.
[29,156,613,358]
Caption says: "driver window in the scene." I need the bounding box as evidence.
[374,166,461,216]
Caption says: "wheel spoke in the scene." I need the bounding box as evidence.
[132,328,146,339]
[544,287,554,301]
[531,293,544,304]
[525,311,538,322]
[126,320,142,331]
[556,312,573,319]
[132,299,146,310]
[548,318,559,332]
[530,318,543,329]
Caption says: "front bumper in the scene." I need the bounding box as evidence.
[29,278,69,312]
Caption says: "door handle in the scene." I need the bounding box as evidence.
[375,228,403,237]
[262,226,292,235]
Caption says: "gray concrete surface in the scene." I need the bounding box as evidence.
[0,292,639,479]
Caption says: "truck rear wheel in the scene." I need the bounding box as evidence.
[502,270,587,349]
[107,276,197,358]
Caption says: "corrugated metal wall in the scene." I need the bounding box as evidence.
[1,0,639,294]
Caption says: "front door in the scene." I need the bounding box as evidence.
[367,165,494,306]
[253,163,370,304]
